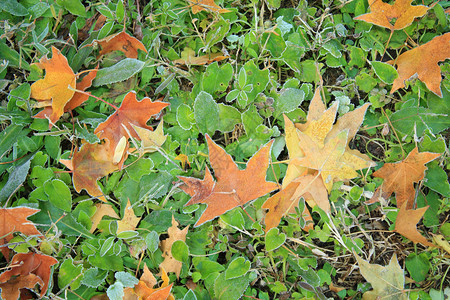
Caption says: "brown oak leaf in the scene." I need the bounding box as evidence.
[370,147,441,209]
[354,0,430,31]
[0,207,42,260]
[60,140,120,202]
[394,203,434,247]
[30,47,76,125]
[160,216,189,279]
[178,135,279,227]
[388,32,450,97]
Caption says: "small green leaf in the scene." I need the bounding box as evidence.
[273,88,305,117]
[0,0,29,16]
[58,258,83,290]
[115,0,124,23]
[405,253,430,282]
[81,268,108,288]
[0,153,34,202]
[93,58,145,86]
[214,272,251,300]
[45,135,61,160]
[106,282,124,300]
[115,271,139,288]
[183,289,198,300]
[44,179,72,212]
[202,62,233,94]
[194,91,219,135]
[145,231,159,253]
[100,236,115,257]
[218,103,241,132]
[226,257,251,279]
[172,240,189,262]
[56,0,86,16]
[370,61,398,84]
[265,228,286,252]
[177,103,195,130]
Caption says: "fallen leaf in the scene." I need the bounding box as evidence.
[0,207,42,260]
[173,47,229,65]
[394,203,434,247]
[186,0,230,14]
[88,31,147,58]
[30,47,76,125]
[370,147,441,209]
[178,135,279,226]
[354,0,430,31]
[262,173,328,232]
[94,91,169,158]
[292,130,374,192]
[131,120,167,154]
[34,66,98,126]
[354,252,407,300]
[0,252,58,297]
[116,200,141,234]
[0,273,43,300]
[388,32,450,97]
[132,265,174,300]
[90,203,119,233]
[432,235,450,254]
[175,154,190,170]
[60,140,120,202]
[78,13,107,41]
[160,216,189,279]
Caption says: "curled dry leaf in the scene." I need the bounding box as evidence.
[354,252,407,300]
[94,91,169,161]
[394,203,434,247]
[0,207,42,260]
[354,0,430,31]
[0,273,43,300]
[87,31,147,58]
[388,32,450,97]
[370,147,441,209]
[186,0,230,14]
[116,200,141,234]
[31,47,76,125]
[60,140,120,202]
[160,216,189,279]
[0,252,58,297]
[178,135,279,227]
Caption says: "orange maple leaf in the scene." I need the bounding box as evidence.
[394,203,434,247]
[0,274,43,300]
[60,140,120,202]
[126,265,174,300]
[160,216,189,279]
[88,31,147,58]
[370,147,441,209]
[262,173,328,232]
[94,91,169,157]
[186,0,230,14]
[30,47,77,124]
[34,66,98,126]
[0,207,42,260]
[0,252,58,297]
[388,32,450,97]
[354,0,430,31]
[178,135,279,227]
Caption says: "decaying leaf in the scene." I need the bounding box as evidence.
[262,173,328,232]
[30,47,77,125]
[173,47,229,65]
[131,120,167,154]
[90,203,119,233]
[388,32,450,97]
[394,203,434,247]
[178,135,279,226]
[34,66,98,126]
[0,207,42,260]
[94,91,169,158]
[186,0,230,14]
[370,147,441,209]
[88,31,147,58]
[116,200,141,234]
[160,216,189,279]
[354,252,407,300]
[0,252,58,297]
[60,140,120,202]
[354,0,430,31]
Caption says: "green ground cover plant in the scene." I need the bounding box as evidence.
[0,0,449,299]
